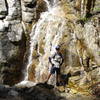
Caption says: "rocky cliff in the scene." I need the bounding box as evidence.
[0,0,100,99]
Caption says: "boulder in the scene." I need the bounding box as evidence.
[0,84,66,100]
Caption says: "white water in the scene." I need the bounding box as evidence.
[23,0,62,82]
[19,0,88,86]
[21,0,77,84]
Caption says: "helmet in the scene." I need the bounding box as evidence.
[55,45,60,50]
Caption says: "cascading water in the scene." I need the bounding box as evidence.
[22,0,77,84]
[19,0,65,85]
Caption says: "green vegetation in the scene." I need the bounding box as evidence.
[94,7,100,12]
[80,17,90,22]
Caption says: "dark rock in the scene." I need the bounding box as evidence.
[0,84,66,100]
[0,23,26,85]
[36,83,54,89]
[8,90,19,96]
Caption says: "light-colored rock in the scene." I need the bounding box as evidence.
[0,20,5,31]
[83,20,100,65]
[21,0,37,23]
[5,0,21,20]
[7,22,23,42]
[0,0,7,19]
[15,80,36,88]
[0,20,9,31]
[22,11,36,23]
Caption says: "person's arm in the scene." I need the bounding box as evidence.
[49,57,51,63]
[49,56,54,66]
[60,53,64,66]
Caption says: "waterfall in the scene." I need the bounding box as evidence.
[44,0,60,10]
[23,0,63,82]
[14,0,100,93]
[24,13,49,81]
[18,0,76,85]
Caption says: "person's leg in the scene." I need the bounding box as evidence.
[45,73,52,83]
[45,67,55,83]
[56,68,61,86]
[56,74,61,85]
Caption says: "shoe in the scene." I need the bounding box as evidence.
[56,82,60,86]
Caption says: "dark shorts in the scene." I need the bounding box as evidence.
[50,67,60,74]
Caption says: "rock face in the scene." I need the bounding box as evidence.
[0,0,26,86]
[24,0,100,95]
[0,0,100,97]
[0,0,47,86]
[0,20,26,85]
